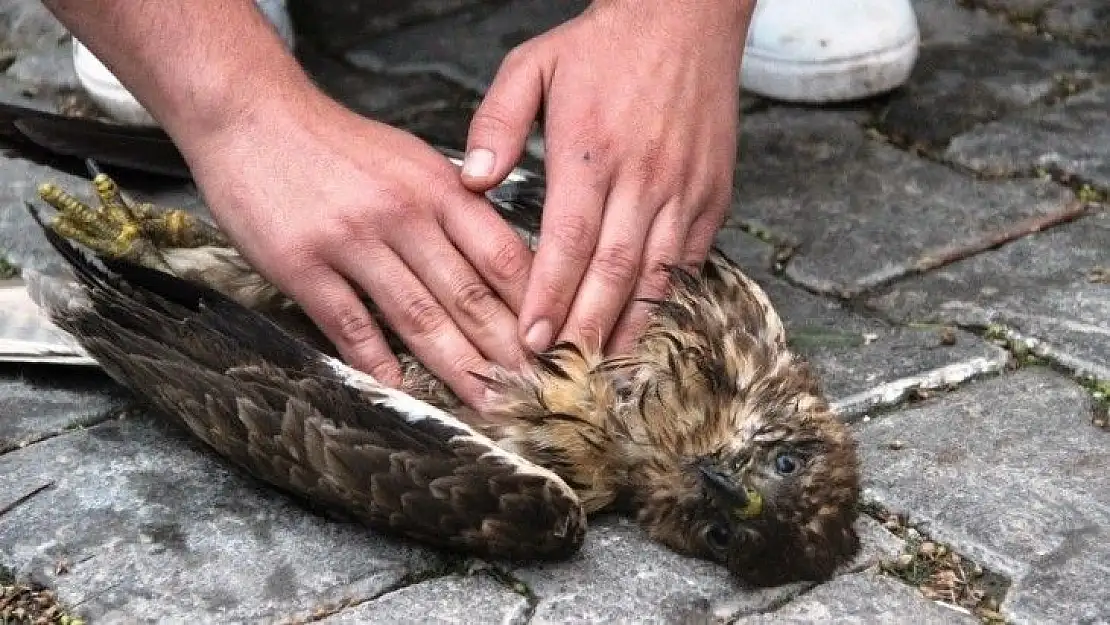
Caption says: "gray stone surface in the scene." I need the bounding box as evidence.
[732,109,1075,296]
[0,367,127,452]
[301,49,484,149]
[0,0,77,91]
[715,228,1010,417]
[869,209,1110,379]
[856,370,1110,624]
[290,0,510,53]
[0,415,440,623]
[0,155,96,274]
[875,0,1110,150]
[947,85,1110,187]
[2,0,1110,620]
[320,573,532,624]
[1042,0,1109,39]
[348,0,587,89]
[736,571,978,625]
[513,516,793,624]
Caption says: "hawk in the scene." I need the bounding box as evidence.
[4,104,860,586]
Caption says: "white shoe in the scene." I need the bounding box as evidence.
[741,0,920,103]
[72,0,296,126]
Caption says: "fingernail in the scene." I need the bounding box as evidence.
[462,148,495,178]
[524,319,553,353]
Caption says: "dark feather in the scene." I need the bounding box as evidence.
[0,101,190,178]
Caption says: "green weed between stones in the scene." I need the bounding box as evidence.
[863,504,1010,624]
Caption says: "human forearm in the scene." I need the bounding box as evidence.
[42,0,315,144]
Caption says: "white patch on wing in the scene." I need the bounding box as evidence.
[324,356,576,490]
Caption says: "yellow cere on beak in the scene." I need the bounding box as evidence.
[733,487,763,520]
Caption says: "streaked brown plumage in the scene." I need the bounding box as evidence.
[9,104,860,585]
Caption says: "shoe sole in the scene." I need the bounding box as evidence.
[741,33,920,103]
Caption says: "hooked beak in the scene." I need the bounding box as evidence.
[698,462,763,520]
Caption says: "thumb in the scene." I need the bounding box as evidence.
[461,48,544,192]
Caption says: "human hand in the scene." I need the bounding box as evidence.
[460,0,754,355]
[178,90,533,407]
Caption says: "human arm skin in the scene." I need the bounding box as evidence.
[41,0,536,408]
[460,0,757,355]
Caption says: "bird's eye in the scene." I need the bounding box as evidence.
[774,452,802,475]
[704,523,731,556]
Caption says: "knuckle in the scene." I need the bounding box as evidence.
[590,243,641,285]
[501,42,533,69]
[548,214,598,262]
[330,304,381,351]
[483,236,530,286]
[451,279,500,325]
[399,293,449,338]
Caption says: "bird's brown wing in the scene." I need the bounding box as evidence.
[24,205,585,561]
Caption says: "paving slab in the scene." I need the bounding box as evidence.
[1041,0,1109,40]
[300,49,483,151]
[731,108,1075,296]
[856,370,1110,624]
[0,366,128,452]
[0,386,915,624]
[964,0,1110,40]
[289,0,509,53]
[736,570,978,625]
[512,516,788,624]
[868,208,1110,379]
[320,573,531,625]
[946,85,1110,188]
[347,0,586,90]
[0,0,77,92]
[0,415,441,624]
[714,228,1010,417]
[875,0,1110,151]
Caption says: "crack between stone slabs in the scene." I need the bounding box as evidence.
[953,0,1104,45]
[0,481,54,518]
[833,353,1010,422]
[835,199,1096,301]
[277,557,538,625]
[469,560,539,624]
[0,406,129,456]
[973,322,1110,429]
[859,501,1011,624]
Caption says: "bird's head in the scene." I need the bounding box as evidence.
[634,382,860,586]
[690,402,859,586]
[626,263,861,586]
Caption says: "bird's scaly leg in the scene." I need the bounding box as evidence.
[37,175,292,316]
[39,174,228,273]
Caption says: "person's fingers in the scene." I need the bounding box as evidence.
[604,206,690,355]
[555,184,653,350]
[392,221,529,369]
[336,246,491,407]
[517,148,610,353]
[281,263,403,387]
[461,45,544,192]
[439,195,533,314]
[681,200,727,271]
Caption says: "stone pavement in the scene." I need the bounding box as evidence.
[0,0,1108,622]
